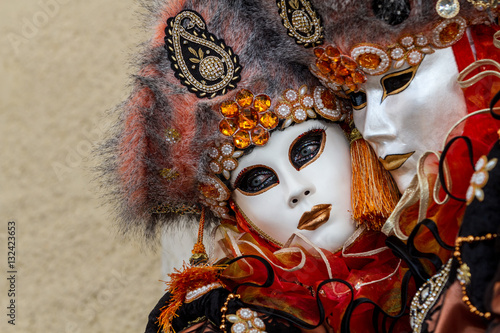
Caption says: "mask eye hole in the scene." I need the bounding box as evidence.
[234,165,279,196]
[347,90,367,110]
[380,65,419,102]
[289,129,326,171]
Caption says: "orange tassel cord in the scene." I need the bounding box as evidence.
[350,128,401,231]
[158,263,224,333]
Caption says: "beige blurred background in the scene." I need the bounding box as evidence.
[0,1,168,332]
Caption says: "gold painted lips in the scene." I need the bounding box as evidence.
[379,152,415,171]
[297,204,332,231]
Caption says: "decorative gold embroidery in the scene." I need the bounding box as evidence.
[410,259,453,332]
[465,155,498,204]
[151,204,201,215]
[276,0,323,48]
[164,10,242,99]
[160,168,180,181]
[165,128,181,144]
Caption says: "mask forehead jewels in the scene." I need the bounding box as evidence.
[164,10,242,99]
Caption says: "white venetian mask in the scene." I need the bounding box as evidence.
[230,119,356,252]
[352,47,468,193]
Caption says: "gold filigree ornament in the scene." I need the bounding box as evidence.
[164,10,242,99]
[454,233,498,319]
[208,142,244,180]
[331,17,467,80]
[226,308,266,333]
[410,259,453,332]
[198,175,232,219]
[467,0,499,11]
[276,0,323,48]
[465,155,498,205]
[218,89,279,149]
[165,128,181,144]
[275,85,347,128]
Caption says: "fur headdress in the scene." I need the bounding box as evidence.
[99,0,345,238]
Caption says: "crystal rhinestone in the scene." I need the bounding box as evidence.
[238,108,259,130]
[293,108,307,122]
[390,47,405,60]
[208,147,219,158]
[436,0,460,19]
[219,119,238,136]
[221,143,234,156]
[439,22,460,44]
[236,89,254,107]
[220,100,239,117]
[238,308,254,320]
[407,50,423,65]
[276,103,291,118]
[259,111,279,129]
[292,9,312,33]
[232,322,247,333]
[401,36,414,47]
[233,130,251,149]
[473,171,487,185]
[302,96,314,108]
[222,158,237,171]
[210,161,221,173]
[419,285,431,303]
[252,317,265,329]
[475,156,486,170]
[199,56,224,81]
[285,89,298,102]
[254,94,271,112]
[357,53,381,70]
[252,127,270,146]
[415,35,428,46]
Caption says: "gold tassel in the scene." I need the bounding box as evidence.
[158,207,224,332]
[350,128,401,231]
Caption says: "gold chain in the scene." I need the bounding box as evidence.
[220,293,241,332]
[454,233,498,319]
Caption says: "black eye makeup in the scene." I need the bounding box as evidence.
[347,90,367,110]
[289,128,326,171]
[234,165,279,195]
[380,65,419,102]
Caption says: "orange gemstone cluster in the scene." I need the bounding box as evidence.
[219,89,279,149]
[312,17,467,95]
[312,45,367,94]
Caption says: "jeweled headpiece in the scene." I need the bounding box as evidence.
[99,0,348,237]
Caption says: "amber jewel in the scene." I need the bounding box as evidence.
[254,95,271,112]
[219,119,237,136]
[199,184,219,199]
[236,89,254,107]
[357,53,381,69]
[238,108,259,130]
[220,101,239,117]
[439,22,460,44]
[252,127,269,146]
[259,112,279,129]
[233,130,251,149]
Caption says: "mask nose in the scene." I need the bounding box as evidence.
[287,179,315,208]
[354,93,397,152]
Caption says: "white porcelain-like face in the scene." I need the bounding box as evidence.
[353,47,467,193]
[230,120,356,252]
